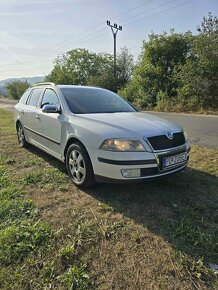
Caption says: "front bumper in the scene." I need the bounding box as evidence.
[92,143,190,182]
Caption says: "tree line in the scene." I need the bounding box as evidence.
[45,46,133,92]
[6,13,218,112]
[120,13,218,112]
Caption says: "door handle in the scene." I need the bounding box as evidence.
[36,114,40,120]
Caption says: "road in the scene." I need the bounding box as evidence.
[0,98,17,111]
[0,98,217,148]
[147,111,218,149]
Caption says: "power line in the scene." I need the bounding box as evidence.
[1,26,107,67]
[0,29,108,73]
[124,0,193,26]
[1,1,158,68]
[1,22,105,65]
[111,0,156,21]
[120,0,178,24]
[1,0,194,72]
[47,0,157,56]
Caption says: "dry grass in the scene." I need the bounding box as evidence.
[0,109,217,289]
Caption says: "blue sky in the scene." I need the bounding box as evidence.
[0,0,217,79]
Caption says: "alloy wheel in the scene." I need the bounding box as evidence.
[68,149,86,184]
[18,125,25,146]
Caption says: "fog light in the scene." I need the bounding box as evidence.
[121,168,141,178]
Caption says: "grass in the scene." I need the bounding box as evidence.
[0,108,217,289]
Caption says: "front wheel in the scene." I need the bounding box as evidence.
[66,143,95,188]
[17,123,28,148]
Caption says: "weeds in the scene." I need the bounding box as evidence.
[0,126,93,289]
[101,220,127,239]
[0,108,217,289]
[166,218,217,261]
[58,264,91,290]
[0,222,52,264]
[22,168,68,187]
[24,158,44,168]
[98,202,118,213]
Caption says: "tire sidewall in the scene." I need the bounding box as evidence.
[17,123,27,148]
[66,143,94,188]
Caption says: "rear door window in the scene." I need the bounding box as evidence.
[28,88,43,107]
[19,90,32,105]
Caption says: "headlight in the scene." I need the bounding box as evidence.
[100,139,146,152]
[184,131,188,142]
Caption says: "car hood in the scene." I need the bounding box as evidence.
[76,112,183,137]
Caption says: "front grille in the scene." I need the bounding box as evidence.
[147,132,185,151]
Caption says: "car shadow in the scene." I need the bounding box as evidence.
[85,168,218,275]
[26,144,218,275]
[26,144,67,174]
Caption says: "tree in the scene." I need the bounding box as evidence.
[119,31,191,107]
[46,47,134,92]
[86,52,115,90]
[176,13,218,109]
[46,49,113,86]
[116,47,134,90]
[120,13,218,111]
[6,80,29,100]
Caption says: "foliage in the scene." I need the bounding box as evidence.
[46,49,110,85]
[119,30,192,107]
[116,46,134,90]
[46,47,134,92]
[6,80,30,100]
[176,13,218,110]
[119,13,218,111]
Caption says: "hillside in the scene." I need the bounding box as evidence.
[0,76,44,87]
[0,76,44,97]
[0,86,7,96]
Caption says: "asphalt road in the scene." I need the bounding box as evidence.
[0,98,17,111]
[147,111,218,149]
[0,98,217,148]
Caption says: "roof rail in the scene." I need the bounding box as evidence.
[30,82,55,88]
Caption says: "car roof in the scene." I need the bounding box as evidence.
[57,85,105,90]
[30,83,106,91]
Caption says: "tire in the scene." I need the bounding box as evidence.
[17,123,28,148]
[66,142,95,188]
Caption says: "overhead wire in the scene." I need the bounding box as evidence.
[1,1,156,68]
[1,0,194,73]
[120,0,178,25]
[123,0,193,26]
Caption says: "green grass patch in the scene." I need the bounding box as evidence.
[0,167,93,289]
[0,108,218,289]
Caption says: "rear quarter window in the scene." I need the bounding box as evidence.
[19,90,32,105]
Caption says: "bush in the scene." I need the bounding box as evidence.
[6,80,29,100]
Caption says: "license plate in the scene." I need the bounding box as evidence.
[162,152,187,169]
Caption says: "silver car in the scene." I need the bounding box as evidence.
[14,82,190,188]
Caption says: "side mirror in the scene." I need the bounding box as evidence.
[42,105,61,114]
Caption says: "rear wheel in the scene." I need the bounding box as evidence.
[17,123,28,148]
[66,142,95,188]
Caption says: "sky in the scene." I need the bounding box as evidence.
[0,0,217,80]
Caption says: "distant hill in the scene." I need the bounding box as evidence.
[0,76,44,87]
[0,76,45,96]
[0,86,7,97]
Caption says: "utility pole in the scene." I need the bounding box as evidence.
[106,20,122,91]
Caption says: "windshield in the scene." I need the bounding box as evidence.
[60,87,136,114]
